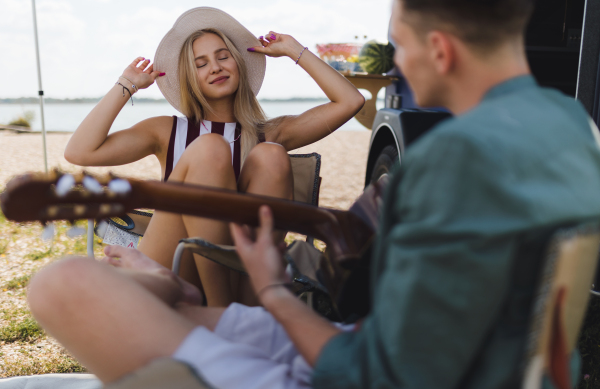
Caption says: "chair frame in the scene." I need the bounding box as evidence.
[522,222,600,389]
[170,152,323,286]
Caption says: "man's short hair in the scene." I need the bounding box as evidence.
[400,0,535,51]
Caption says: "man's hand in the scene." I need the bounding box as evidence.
[101,245,204,306]
[232,206,341,366]
[230,206,289,300]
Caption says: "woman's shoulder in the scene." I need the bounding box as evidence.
[137,115,177,128]
[133,115,179,146]
[136,115,178,133]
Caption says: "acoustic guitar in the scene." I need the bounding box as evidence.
[1,170,388,318]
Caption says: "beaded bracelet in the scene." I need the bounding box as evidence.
[295,47,308,65]
[118,76,138,93]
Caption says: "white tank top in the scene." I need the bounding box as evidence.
[164,116,242,181]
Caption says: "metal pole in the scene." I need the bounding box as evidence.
[87,220,95,258]
[31,0,48,173]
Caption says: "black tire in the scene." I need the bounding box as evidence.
[370,145,399,184]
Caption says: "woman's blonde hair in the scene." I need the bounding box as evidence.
[178,28,269,163]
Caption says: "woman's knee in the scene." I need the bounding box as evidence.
[245,143,292,180]
[179,134,232,172]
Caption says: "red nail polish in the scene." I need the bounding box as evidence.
[271,34,276,40]
[259,36,263,40]
[247,47,255,52]
[159,72,166,76]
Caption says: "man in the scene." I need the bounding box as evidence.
[27,0,600,388]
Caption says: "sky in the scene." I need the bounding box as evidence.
[0,0,393,100]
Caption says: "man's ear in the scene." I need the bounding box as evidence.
[427,31,455,75]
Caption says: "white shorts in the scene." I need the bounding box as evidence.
[172,303,352,389]
[172,303,311,389]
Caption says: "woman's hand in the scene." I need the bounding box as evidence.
[248,32,305,61]
[120,57,164,92]
[230,206,290,301]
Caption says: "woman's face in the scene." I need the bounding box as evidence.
[192,33,240,101]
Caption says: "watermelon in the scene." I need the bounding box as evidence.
[358,41,395,75]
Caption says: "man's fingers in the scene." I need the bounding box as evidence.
[277,241,287,256]
[258,206,274,242]
[230,222,252,249]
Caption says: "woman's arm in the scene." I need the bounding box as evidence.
[249,33,365,151]
[64,57,169,166]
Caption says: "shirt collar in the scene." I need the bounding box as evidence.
[483,75,537,102]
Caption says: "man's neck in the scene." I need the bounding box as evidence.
[444,42,531,115]
[204,96,236,123]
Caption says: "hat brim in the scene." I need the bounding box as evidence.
[154,7,266,114]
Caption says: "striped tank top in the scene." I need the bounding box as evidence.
[164,116,242,182]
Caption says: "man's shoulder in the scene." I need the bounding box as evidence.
[397,83,600,232]
[413,83,594,163]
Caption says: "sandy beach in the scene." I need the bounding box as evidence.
[0,130,371,210]
[0,129,371,377]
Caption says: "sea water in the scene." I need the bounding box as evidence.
[0,101,377,133]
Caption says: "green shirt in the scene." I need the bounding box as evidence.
[312,76,600,389]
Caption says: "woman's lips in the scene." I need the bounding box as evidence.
[211,76,229,84]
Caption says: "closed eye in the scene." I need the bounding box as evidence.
[196,64,207,68]
[219,57,229,61]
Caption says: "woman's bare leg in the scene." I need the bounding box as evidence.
[139,137,293,307]
[238,143,294,199]
[27,257,224,384]
[138,209,201,292]
[236,143,294,305]
[139,134,237,306]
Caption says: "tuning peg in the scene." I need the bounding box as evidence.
[108,179,132,194]
[41,222,56,241]
[67,225,86,238]
[55,174,75,197]
[82,176,103,194]
[49,168,61,181]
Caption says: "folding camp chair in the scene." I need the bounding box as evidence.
[522,223,600,389]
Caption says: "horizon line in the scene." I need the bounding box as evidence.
[0,96,341,104]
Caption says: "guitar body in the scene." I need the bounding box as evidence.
[315,176,388,320]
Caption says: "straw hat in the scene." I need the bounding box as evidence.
[154,7,266,113]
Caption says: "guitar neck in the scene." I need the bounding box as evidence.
[0,173,374,264]
[130,180,371,262]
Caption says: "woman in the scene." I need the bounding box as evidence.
[64,7,364,307]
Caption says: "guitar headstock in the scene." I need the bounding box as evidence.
[0,170,135,223]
